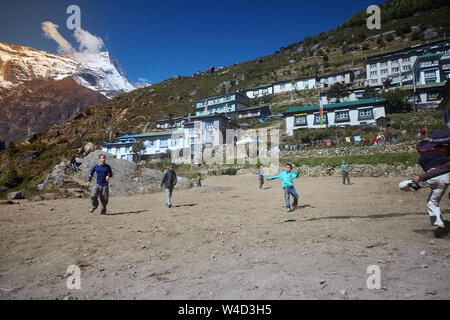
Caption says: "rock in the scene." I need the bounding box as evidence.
[423,28,438,40]
[176,96,182,101]
[148,88,155,94]
[296,46,304,54]
[420,264,428,269]
[420,250,426,256]
[339,290,346,295]
[22,150,41,164]
[310,44,320,52]
[205,67,215,75]
[216,81,232,94]
[189,90,197,97]
[289,60,296,64]
[7,191,23,200]
[37,183,44,190]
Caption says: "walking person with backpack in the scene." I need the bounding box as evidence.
[161,164,178,208]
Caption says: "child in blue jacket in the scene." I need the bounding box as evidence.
[267,164,300,212]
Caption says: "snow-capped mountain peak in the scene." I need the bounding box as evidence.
[0,43,137,98]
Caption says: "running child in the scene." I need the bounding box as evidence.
[87,154,113,215]
[258,166,264,189]
[267,164,300,212]
[400,130,450,238]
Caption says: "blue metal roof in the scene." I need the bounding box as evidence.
[102,141,134,146]
[116,134,141,139]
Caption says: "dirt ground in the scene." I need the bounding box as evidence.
[0,176,449,300]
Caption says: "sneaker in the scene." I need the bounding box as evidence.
[286,207,292,213]
[434,227,448,238]
[398,180,421,192]
[89,208,95,213]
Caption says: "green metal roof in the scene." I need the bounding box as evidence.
[401,81,446,90]
[136,129,184,138]
[284,97,386,114]
[240,105,269,111]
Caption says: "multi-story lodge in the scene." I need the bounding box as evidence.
[365,40,450,87]
[283,98,387,136]
[194,92,250,121]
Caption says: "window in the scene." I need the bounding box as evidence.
[427,90,439,101]
[294,115,307,126]
[160,139,168,148]
[402,65,411,71]
[392,59,399,65]
[370,71,378,77]
[107,147,112,153]
[403,57,410,63]
[392,67,399,73]
[303,81,309,89]
[205,120,215,129]
[170,139,177,147]
[381,62,388,67]
[125,146,130,153]
[358,108,374,121]
[370,63,377,69]
[314,113,327,125]
[335,110,350,123]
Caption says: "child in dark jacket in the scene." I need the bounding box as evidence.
[407,132,450,238]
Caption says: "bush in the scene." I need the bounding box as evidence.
[2,166,23,188]
[385,33,394,42]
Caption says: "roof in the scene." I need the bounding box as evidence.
[366,40,450,63]
[196,91,247,103]
[246,84,273,90]
[156,116,185,123]
[238,105,270,112]
[136,129,184,138]
[116,134,141,139]
[272,76,317,86]
[318,70,354,79]
[102,141,134,146]
[401,81,446,90]
[183,113,231,121]
[284,97,386,114]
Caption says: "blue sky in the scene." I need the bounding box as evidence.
[0,0,386,84]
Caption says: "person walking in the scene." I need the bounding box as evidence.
[258,166,264,189]
[87,154,113,215]
[197,173,202,187]
[341,160,350,185]
[161,164,178,208]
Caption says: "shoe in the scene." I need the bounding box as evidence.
[100,209,107,215]
[286,208,292,213]
[434,227,448,238]
[89,208,95,213]
[398,180,421,192]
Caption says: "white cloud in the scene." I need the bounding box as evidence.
[41,21,105,55]
[41,21,75,55]
[74,29,104,54]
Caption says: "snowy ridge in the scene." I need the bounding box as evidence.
[0,43,136,98]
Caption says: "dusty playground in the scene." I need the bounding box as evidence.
[0,175,449,300]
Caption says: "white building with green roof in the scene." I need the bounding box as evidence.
[283,98,387,136]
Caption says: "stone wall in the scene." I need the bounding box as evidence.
[281,141,417,158]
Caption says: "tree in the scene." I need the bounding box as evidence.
[381,88,413,114]
[362,86,379,99]
[2,166,23,188]
[132,140,146,163]
[326,82,348,102]
[6,141,16,158]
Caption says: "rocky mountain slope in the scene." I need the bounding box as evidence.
[0,77,107,142]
